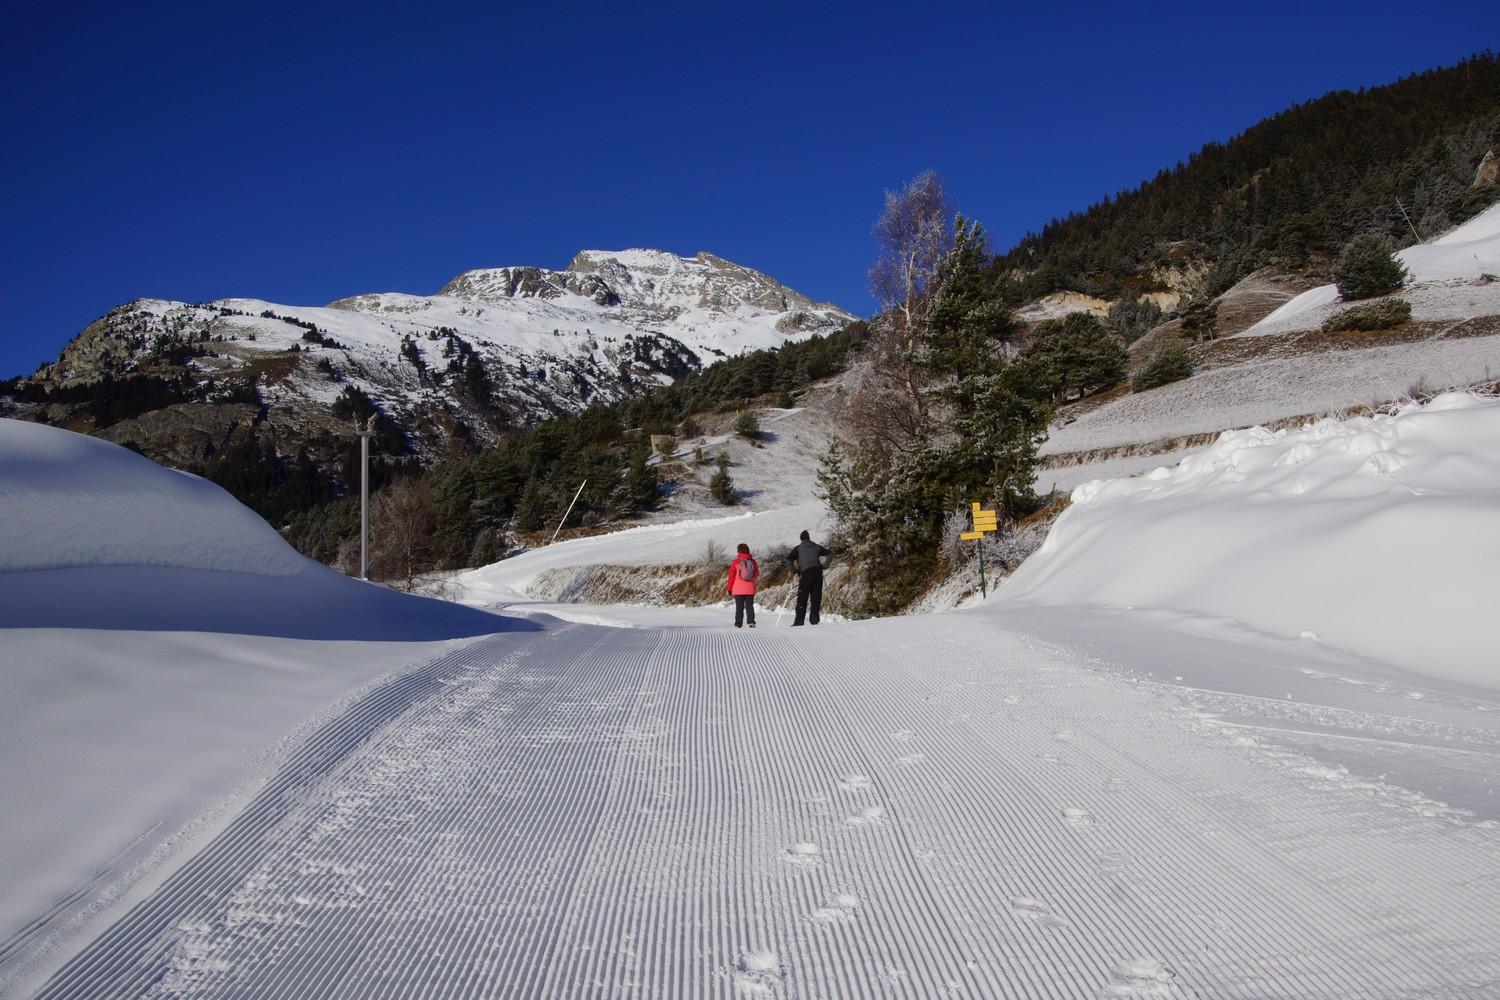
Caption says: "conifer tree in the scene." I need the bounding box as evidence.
[513,479,549,532]
[1018,312,1128,403]
[735,410,761,440]
[823,213,1051,614]
[709,453,738,505]
[616,449,660,514]
[1334,234,1410,300]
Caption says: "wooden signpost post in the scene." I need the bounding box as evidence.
[960,501,999,597]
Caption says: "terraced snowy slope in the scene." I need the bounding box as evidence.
[26,613,1500,998]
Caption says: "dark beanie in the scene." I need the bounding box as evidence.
[800,530,810,541]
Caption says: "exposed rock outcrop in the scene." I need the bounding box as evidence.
[1475,149,1498,188]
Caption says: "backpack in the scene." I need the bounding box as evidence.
[737,557,757,581]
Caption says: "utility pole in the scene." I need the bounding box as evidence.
[355,416,376,579]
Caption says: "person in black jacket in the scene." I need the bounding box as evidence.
[787,530,830,626]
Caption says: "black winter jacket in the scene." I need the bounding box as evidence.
[789,540,830,574]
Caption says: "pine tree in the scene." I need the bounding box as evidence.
[1334,234,1410,300]
[824,214,1050,614]
[616,450,660,514]
[1178,299,1219,343]
[1019,312,1129,403]
[513,478,549,532]
[709,453,738,505]
[735,410,761,440]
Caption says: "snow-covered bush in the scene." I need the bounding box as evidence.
[1322,298,1412,332]
[1131,344,1193,391]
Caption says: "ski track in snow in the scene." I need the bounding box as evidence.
[29,616,1500,999]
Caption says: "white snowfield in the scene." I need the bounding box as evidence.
[1244,201,1500,336]
[6,414,1500,996]
[1010,392,1500,692]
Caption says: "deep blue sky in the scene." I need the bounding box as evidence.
[1,1,1490,377]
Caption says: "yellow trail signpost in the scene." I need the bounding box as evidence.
[962,502,999,597]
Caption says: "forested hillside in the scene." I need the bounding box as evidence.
[998,53,1500,303]
[287,322,868,576]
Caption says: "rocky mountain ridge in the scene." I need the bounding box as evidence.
[2,250,856,524]
[7,247,853,428]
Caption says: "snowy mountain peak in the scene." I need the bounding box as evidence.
[8,246,858,466]
[438,248,848,323]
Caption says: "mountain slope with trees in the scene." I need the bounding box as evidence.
[997,53,1500,306]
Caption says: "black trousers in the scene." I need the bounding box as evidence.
[793,570,823,625]
[734,594,756,627]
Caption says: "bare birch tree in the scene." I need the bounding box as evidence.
[870,170,954,339]
[853,170,955,455]
[370,476,439,591]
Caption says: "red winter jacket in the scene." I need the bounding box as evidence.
[727,554,759,596]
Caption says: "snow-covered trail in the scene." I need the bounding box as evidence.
[32,615,1500,999]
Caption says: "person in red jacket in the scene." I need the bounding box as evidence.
[726,542,759,628]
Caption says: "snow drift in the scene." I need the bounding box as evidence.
[1005,392,1500,691]
[0,419,515,639]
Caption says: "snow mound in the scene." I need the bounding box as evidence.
[0,419,515,639]
[1,419,303,575]
[1243,201,1500,335]
[1005,392,1500,690]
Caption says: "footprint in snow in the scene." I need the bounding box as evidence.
[1062,807,1094,828]
[838,774,871,793]
[896,752,927,767]
[810,893,861,923]
[1102,777,1126,794]
[1009,896,1070,929]
[733,949,783,996]
[845,805,886,828]
[890,728,916,742]
[1003,695,1022,705]
[1101,957,1184,998]
[1053,728,1075,742]
[783,842,822,868]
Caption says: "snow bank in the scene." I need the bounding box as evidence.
[1400,198,1500,280]
[1006,393,1500,690]
[0,418,301,575]
[0,419,513,639]
[0,420,524,970]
